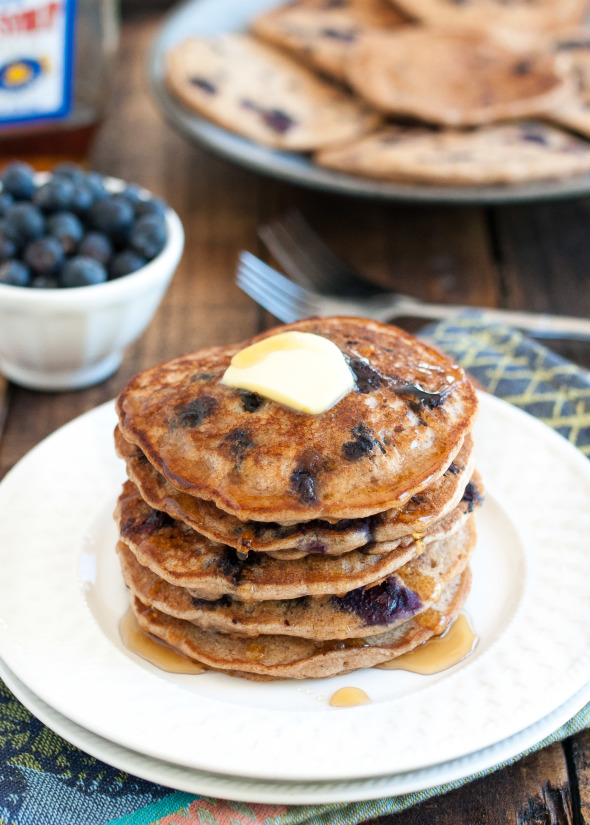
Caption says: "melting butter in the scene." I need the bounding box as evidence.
[221,332,355,415]
[329,686,371,707]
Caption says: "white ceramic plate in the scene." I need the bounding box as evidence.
[2,655,589,806]
[149,0,590,205]
[0,394,589,783]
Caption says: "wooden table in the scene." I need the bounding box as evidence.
[1,7,589,824]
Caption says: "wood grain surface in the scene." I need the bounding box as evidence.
[0,7,589,824]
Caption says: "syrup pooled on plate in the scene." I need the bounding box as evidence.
[119,609,207,674]
[375,614,477,674]
[329,686,371,707]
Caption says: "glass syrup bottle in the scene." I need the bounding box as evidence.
[0,0,119,170]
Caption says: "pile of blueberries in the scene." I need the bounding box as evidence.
[0,161,168,288]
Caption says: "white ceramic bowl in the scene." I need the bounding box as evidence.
[0,177,184,391]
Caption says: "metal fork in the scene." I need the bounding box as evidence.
[259,211,380,298]
[237,251,590,340]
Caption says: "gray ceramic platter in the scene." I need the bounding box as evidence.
[149,0,590,205]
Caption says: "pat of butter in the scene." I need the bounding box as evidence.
[221,331,355,415]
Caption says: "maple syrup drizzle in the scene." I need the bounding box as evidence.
[329,686,371,707]
[119,609,207,674]
[375,614,477,674]
[315,637,370,652]
[415,606,448,634]
[245,642,266,661]
[399,568,441,604]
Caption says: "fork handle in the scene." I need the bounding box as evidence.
[382,299,590,341]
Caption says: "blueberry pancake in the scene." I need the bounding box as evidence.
[388,0,588,38]
[130,569,471,679]
[116,318,478,523]
[118,516,474,640]
[115,426,475,558]
[345,29,569,126]
[251,0,407,82]
[115,479,480,600]
[316,121,590,185]
[550,30,590,139]
[164,34,379,151]
[362,471,482,554]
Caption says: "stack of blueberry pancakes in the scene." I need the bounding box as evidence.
[114,317,481,679]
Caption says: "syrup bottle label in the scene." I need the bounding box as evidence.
[0,0,76,127]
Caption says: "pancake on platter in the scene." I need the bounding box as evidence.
[164,34,379,152]
[388,0,588,38]
[131,569,471,679]
[316,121,590,185]
[251,0,408,82]
[116,318,478,523]
[550,30,590,139]
[115,426,475,558]
[118,516,474,640]
[345,28,569,126]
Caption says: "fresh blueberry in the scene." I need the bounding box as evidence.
[122,183,143,203]
[34,178,74,212]
[68,181,95,214]
[78,231,112,264]
[60,256,108,287]
[24,237,64,274]
[51,162,86,183]
[31,274,60,289]
[0,230,16,262]
[0,192,14,217]
[4,202,45,244]
[109,249,146,279]
[134,197,167,220]
[0,260,31,286]
[0,219,19,246]
[1,161,36,200]
[129,214,167,259]
[88,195,135,244]
[84,172,108,200]
[47,211,84,254]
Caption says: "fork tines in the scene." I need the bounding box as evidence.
[259,210,360,295]
[236,251,311,323]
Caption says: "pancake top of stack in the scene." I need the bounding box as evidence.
[116,317,478,523]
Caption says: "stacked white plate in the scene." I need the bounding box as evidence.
[0,393,589,804]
